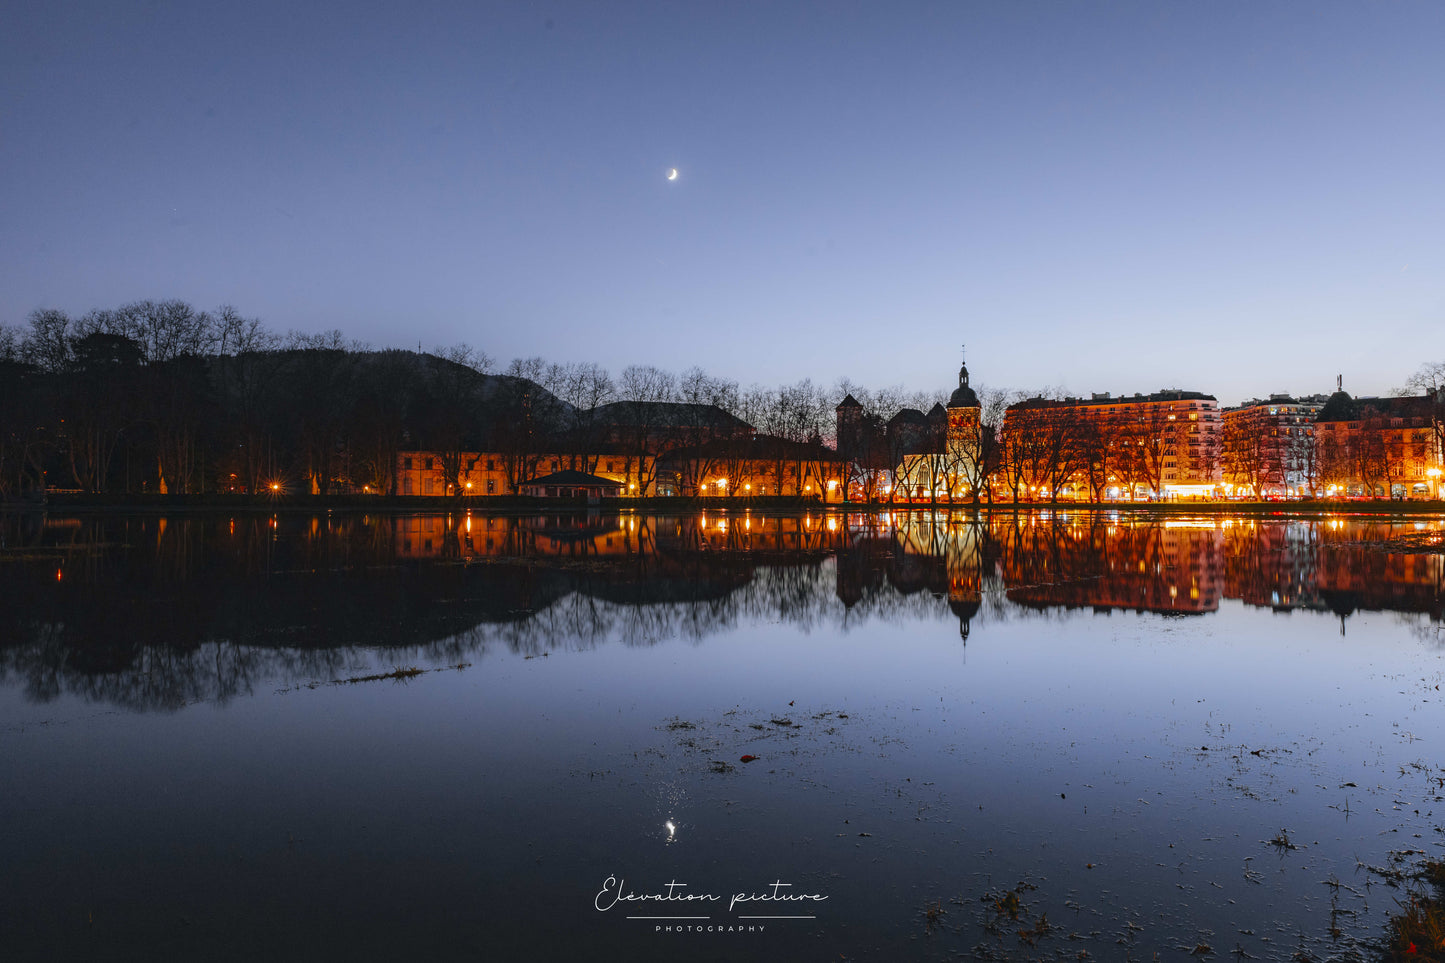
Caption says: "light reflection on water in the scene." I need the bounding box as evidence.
[0,510,1442,961]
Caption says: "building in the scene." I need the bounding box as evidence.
[1220,394,1329,497]
[835,356,984,503]
[396,450,655,498]
[655,434,849,499]
[999,389,1221,500]
[590,401,754,448]
[517,470,625,501]
[1313,387,1443,498]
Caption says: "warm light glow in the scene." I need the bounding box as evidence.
[827,479,838,491]
[270,482,280,491]
[466,482,473,489]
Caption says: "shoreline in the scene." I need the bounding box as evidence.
[4,494,1444,517]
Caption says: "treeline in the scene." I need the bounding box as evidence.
[11,299,1434,502]
[0,301,945,498]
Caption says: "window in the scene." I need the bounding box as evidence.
[426,457,434,469]
[403,457,413,470]
[486,459,495,470]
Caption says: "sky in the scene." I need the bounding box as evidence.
[3,1,1441,407]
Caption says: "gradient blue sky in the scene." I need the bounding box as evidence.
[3,1,1441,406]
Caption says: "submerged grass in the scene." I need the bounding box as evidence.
[1382,861,1445,963]
[277,662,470,693]
[339,666,425,684]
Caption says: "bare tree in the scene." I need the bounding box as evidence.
[1132,402,1172,498]
[0,324,21,363]
[24,308,73,372]
[1407,361,1445,472]
[117,299,218,361]
[671,367,741,496]
[213,306,276,356]
[615,364,676,495]
[492,356,573,492]
[547,361,615,472]
[62,333,144,491]
[1222,416,1276,498]
[424,345,494,499]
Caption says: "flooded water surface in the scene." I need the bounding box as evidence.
[2,510,1442,961]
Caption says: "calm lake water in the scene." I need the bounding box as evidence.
[2,510,1442,961]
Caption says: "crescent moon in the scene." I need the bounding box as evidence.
[667,168,678,181]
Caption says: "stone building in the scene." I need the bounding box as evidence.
[1220,394,1328,497]
[396,450,654,498]
[835,357,984,502]
[1313,387,1442,498]
[1000,389,1221,500]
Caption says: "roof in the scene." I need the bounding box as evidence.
[948,383,980,409]
[1315,392,1435,424]
[888,407,927,426]
[657,433,849,466]
[590,400,753,432]
[949,360,981,409]
[518,470,624,488]
[836,393,863,410]
[1007,389,1216,412]
[1225,394,1331,412]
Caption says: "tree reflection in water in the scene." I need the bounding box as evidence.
[1,511,1441,711]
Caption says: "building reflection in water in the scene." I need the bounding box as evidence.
[0,511,1440,710]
